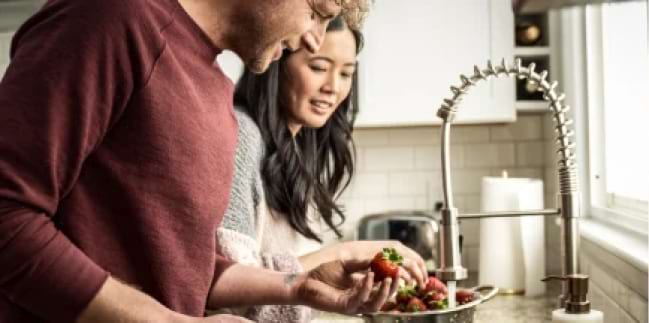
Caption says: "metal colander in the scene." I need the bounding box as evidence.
[359,285,498,323]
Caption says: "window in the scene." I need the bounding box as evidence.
[584,1,648,234]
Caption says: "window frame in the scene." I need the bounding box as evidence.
[580,3,648,235]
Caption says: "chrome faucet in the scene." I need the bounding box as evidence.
[435,58,587,311]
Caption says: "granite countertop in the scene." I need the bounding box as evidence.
[312,281,560,323]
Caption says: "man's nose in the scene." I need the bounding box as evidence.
[302,20,328,53]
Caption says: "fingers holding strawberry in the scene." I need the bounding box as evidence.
[370,248,403,283]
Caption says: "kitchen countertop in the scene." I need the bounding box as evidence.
[312,278,560,323]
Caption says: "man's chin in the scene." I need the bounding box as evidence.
[246,56,272,74]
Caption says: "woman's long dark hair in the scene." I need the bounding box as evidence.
[233,17,364,242]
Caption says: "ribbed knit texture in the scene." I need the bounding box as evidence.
[216,107,312,323]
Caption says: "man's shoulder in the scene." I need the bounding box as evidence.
[44,0,176,34]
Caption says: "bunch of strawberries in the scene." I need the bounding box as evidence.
[370,248,474,313]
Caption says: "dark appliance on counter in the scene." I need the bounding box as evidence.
[356,208,442,272]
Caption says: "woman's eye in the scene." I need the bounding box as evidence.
[341,70,355,79]
[310,65,327,72]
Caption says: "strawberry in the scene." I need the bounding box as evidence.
[455,289,474,305]
[427,297,449,310]
[395,285,417,305]
[370,248,403,282]
[420,276,448,296]
[405,297,427,312]
[421,290,446,303]
[380,301,398,312]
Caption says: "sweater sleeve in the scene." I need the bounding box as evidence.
[0,1,160,321]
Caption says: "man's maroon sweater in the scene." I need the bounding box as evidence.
[0,0,237,321]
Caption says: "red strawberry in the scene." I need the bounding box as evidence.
[420,276,448,296]
[427,297,449,310]
[396,285,417,305]
[380,301,398,312]
[370,248,403,282]
[422,290,446,303]
[455,289,474,305]
[406,297,427,312]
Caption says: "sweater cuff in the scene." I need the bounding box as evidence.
[25,242,109,322]
[0,210,109,322]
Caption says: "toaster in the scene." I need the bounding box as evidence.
[356,210,439,271]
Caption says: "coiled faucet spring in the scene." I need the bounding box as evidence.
[437,58,577,195]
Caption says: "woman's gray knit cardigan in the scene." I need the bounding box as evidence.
[214,107,312,323]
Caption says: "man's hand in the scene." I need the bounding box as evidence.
[291,258,399,314]
[77,277,254,323]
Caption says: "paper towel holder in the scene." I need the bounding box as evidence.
[434,58,587,311]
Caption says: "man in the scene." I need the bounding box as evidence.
[0,0,392,322]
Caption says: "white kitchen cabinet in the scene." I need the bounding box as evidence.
[355,0,515,127]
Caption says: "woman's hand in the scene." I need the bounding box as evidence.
[338,240,428,288]
[291,258,399,314]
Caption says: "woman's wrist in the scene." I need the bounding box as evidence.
[286,272,310,305]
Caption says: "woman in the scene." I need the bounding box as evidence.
[216,16,428,322]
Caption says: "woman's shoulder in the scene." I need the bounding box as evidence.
[234,106,264,156]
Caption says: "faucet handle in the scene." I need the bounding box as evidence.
[542,274,591,314]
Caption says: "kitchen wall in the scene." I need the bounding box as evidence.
[325,112,561,275]
[0,32,13,76]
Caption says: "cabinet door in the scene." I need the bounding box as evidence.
[355,0,515,127]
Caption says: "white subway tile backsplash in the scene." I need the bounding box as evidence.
[462,245,479,272]
[542,113,556,140]
[545,245,561,275]
[388,127,439,146]
[353,128,390,146]
[621,311,640,323]
[338,198,365,221]
[544,167,558,195]
[490,114,543,141]
[544,141,557,167]
[450,126,491,144]
[388,171,440,197]
[414,146,439,170]
[464,143,515,167]
[464,194,481,213]
[460,219,480,246]
[414,145,464,170]
[364,147,414,171]
[516,141,546,167]
[452,169,488,194]
[453,195,468,211]
[616,279,648,323]
[363,197,416,215]
[346,173,389,198]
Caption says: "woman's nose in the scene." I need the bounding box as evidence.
[322,74,341,95]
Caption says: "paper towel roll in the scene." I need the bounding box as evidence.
[478,176,545,296]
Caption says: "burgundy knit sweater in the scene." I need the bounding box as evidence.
[0,0,237,322]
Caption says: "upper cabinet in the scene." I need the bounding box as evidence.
[355,0,515,127]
